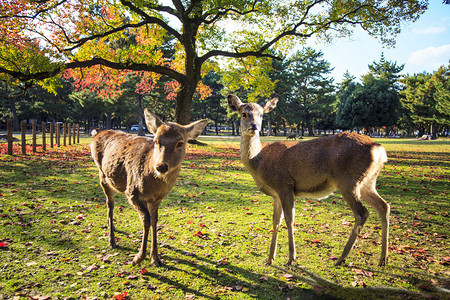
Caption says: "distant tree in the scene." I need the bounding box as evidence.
[69,90,105,131]
[368,53,404,89]
[336,73,400,134]
[192,70,226,135]
[282,48,335,136]
[0,81,22,130]
[400,64,450,137]
[336,78,363,130]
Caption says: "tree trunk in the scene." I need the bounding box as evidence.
[105,111,112,129]
[8,95,19,131]
[267,116,273,136]
[174,83,197,125]
[137,95,144,136]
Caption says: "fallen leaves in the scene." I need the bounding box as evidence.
[352,268,374,278]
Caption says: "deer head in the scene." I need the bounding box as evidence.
[144,108,207,176]
[227,95,278,136]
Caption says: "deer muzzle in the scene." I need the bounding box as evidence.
[156,163,169,174]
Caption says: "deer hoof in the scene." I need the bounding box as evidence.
[378,257,387,267]
[132,254,145,265]
[335,258,345,266]
[152,258,163,267]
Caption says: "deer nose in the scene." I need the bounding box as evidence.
[250,123,258,131]
[156,163,169,174]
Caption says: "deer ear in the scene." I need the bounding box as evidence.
[228,95,243,112]
[263,97,278,113]
[185,119,208,140]
[144,108,164,134]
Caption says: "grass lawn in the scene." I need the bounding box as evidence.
[0,135,448,299]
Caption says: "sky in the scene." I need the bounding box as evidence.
[314,1,450,82]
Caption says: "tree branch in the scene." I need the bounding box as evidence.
[119,0,182,40]
[66,58,187,83]
[202,1,259,25]
[0,0,69,20]
[0,57,187,84]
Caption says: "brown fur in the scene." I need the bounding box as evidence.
[228,95,390,266]
[90,109,207,266]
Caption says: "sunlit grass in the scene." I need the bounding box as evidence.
[0,136,448,299]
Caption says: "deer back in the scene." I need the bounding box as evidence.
[253,132,386,198]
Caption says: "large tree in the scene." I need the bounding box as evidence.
[0,0,428,124]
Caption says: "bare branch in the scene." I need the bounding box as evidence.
[199,49,281,65]
[120,0,182,40]
[202,1,259,25]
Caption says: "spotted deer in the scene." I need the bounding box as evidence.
[90,109,208,266]
[228,94,390,266]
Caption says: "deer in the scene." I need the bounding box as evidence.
[228,94,390,267]
[90,109,208,266]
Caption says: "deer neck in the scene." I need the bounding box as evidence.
[240,132,262,171]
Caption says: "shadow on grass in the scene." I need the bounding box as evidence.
[153,245,337,300]
[274,263,449,300]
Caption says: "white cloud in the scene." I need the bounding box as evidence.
[412,26,446,35]
[408,44,450,71]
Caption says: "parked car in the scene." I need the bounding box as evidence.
[131,125,146,131]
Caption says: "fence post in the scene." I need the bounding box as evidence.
[56,123,60,147]
[32,121,37,153]
[73,123,76,144]
[42,121,46,151]
[50,122,54,148]
[68,123,72,146]
[21,120,26,155]
[7,119,13,155]
[77,124,80,143]
[63,123,66,146]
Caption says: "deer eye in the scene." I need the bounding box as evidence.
[176,141,184,148]
[242,113,247,118]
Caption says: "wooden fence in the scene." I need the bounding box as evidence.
[4,120,80,155]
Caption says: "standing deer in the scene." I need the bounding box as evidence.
[228,95,389,266]
[90,109,207,266]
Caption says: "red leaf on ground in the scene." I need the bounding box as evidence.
[113,291,128,300]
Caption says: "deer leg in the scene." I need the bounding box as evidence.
[100,177,116,248]
[148,201,162,267]
[280,192,296,265]
[336,189,369,266]
[361,185,390,266]
[267,197,283,265]
[131,200,150,265]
